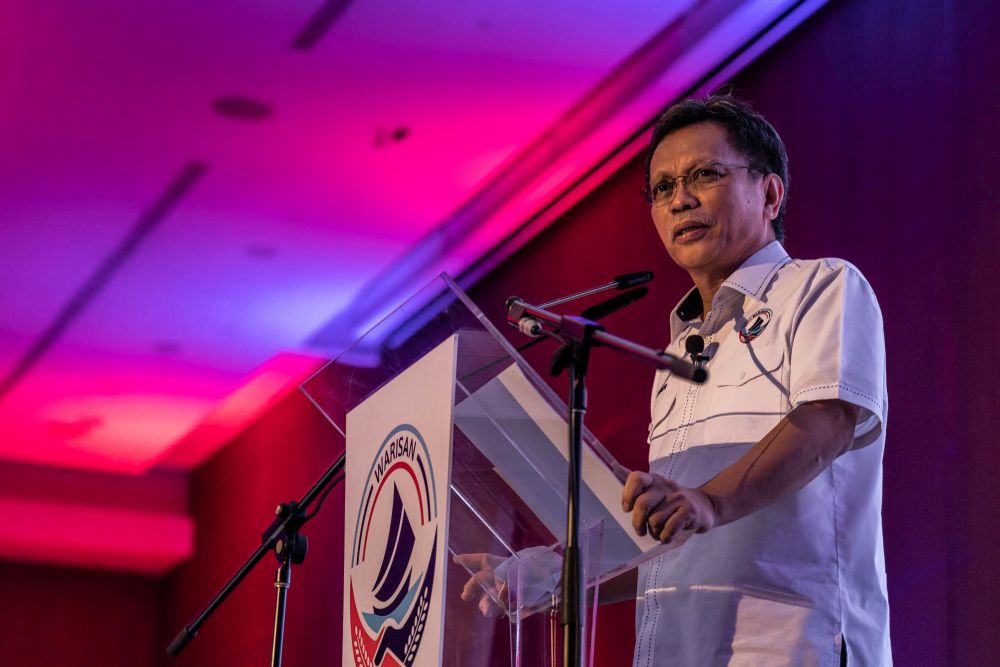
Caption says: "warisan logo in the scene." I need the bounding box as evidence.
[739,308,773,344]
[348,425,439,666]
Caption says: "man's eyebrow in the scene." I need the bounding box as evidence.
[650,158,719,179]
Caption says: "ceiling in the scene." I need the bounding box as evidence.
[0,0,828,571]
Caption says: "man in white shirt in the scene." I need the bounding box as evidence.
[621,95,890,665]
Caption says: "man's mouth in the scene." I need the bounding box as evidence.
[673,221,711,242]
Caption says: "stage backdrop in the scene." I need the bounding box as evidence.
[168,0,1000,663]
[467,0,1000,663]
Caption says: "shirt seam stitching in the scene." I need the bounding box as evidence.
[832,464,846,665]
[639,555,662,666]
[724,253,791,297]
[791,383,882,410]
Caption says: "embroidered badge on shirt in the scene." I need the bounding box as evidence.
[739,308,773,343]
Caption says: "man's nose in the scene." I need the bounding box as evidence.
[670,179,699,213]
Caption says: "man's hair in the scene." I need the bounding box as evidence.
[645,93,789,242]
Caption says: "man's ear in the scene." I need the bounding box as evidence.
[763,173,784,222]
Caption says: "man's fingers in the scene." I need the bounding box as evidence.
[646,500,681,536]
[479,594,500,618]
[621,471,654,511]
[658,503,692,543]
[622,473,699,541]
[631,492,670,536]
[453,553,489,570]
[460,576,478,601]
[461,569,495,601]
[630,495,652,535]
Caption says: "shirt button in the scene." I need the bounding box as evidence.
[737,371,746,380]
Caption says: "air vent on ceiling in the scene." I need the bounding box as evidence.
[212,96,273,121]
[0,163,207,402]
[374,126,410,148]
[292,0,355,50]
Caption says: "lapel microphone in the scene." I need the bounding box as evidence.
[685,335,709,366]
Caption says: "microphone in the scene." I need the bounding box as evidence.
[581,287,648,321]
[535,270,654,309]
[506,271,654,337]
[685,335,708,366]
[547,288,649,376]
[612,271,654,290]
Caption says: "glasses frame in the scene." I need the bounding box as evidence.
[641,162,760,206]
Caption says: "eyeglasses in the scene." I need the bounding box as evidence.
[641,162,759,206]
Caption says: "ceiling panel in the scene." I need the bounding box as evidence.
[0,0,828,478]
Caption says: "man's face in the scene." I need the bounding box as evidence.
[648,122,776,280]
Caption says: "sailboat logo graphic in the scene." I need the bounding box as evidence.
[349,425,439,666]
[739,308,773,343]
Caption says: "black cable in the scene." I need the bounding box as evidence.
[302,475,344,522]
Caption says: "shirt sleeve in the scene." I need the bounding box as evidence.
[788,260,887,446]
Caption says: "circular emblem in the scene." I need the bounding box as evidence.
[348,425,439,666]
[739,308,773,344]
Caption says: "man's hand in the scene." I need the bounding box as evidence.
[622,400,861,541]
[621,471,720,545]
[453,553,507,618]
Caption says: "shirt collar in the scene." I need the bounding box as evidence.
[722,240,790,300]
[669,241,790,339]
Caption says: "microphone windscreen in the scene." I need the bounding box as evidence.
[613,271,654,289]
[685,335,705,355]
[581,287,648,321]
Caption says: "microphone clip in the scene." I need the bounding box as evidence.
[685,335,710,367]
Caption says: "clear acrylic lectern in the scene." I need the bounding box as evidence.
[302,275,670,667]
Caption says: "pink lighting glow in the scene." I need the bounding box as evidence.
[0,0,826,574]
[0,497,193,574]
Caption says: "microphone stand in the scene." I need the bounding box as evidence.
[505,298,705,667]
[166,451,347,666]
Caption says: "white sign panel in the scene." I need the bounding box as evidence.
[343,336,456,667]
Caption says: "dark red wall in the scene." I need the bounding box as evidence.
[0,562,162,666]
[159,387,346,667]
[471,1,1000,664]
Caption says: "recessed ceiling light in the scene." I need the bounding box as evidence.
[212,96,274,121]
[153,341,183,355]
[246,244,277,259]
[374,125,410,148]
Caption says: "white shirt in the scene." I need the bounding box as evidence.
[635,241,890,666]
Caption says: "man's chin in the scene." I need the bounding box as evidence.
[668,243,717,272]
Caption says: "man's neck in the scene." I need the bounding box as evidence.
[687,239,776,317]
[690,269,735,319]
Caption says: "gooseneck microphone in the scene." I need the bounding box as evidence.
[507,271,654,337]
[611,271,654,290]
[580,287,648,321]
[536,270,654,309]
[466,287,650,383]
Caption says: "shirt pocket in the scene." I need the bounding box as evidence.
[703,343,786,444]
[713,343,784,388]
